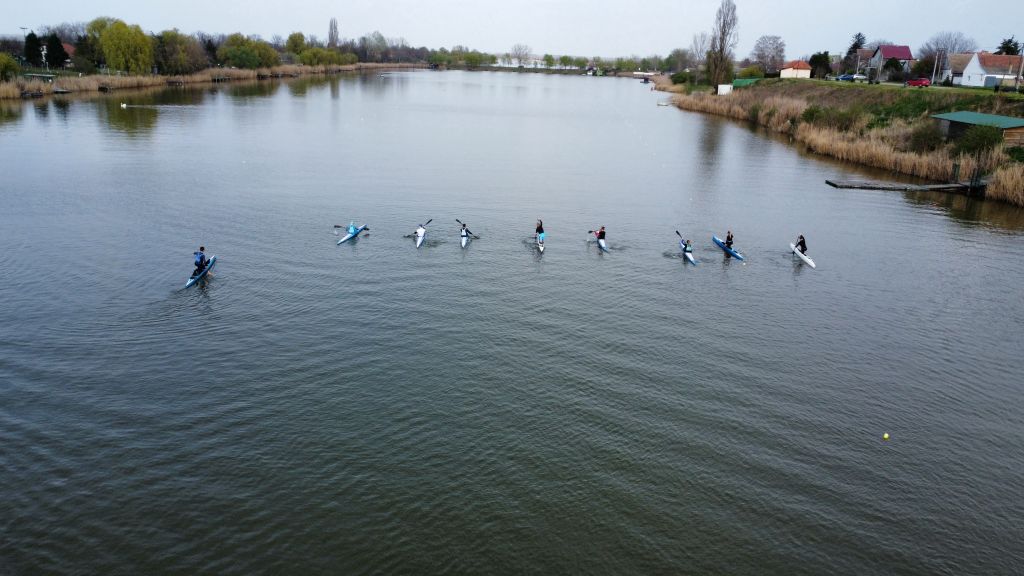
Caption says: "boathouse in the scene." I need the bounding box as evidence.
[931,111,1024,146]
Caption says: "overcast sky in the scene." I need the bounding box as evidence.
[5,0,1020,59]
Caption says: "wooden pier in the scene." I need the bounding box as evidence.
[826,179,973,193]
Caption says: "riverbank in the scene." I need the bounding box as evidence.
[654,77,1024,207]
[0,62,425,101]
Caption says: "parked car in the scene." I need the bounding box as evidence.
[906,78,931,87]
[838,74,868,82]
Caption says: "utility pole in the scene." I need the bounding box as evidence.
[1017,54,1023,91]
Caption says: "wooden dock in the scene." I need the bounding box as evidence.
[826,179,972,193]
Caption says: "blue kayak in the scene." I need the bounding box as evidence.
[712,236,744,260]
[185,255,217,288]
[337,225,367,245]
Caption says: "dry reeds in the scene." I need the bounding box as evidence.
[671,82,1024,206]
[0,62,423,100]
[987,164,1024,205]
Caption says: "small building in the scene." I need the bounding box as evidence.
[941,53,974,85]
[932,111,1024,146]
[867,45,913,81]
[961,52,1024,88]
[779,60,811,79]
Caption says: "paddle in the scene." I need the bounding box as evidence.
[405,219,432,238]
[456,218,479,239]
[675,230,682,238]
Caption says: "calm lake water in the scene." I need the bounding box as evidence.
[2,71,1023,575]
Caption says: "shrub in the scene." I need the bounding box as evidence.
[670,71,690,84]
[1006,146,1024,163]
[0,53,20,81]
[748,103,761,123]
[738,65,764,79]
[909,122,945,152]
[801,105,865,132]
[954,125,1003,155]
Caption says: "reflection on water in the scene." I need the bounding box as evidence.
[903,189,1024,231]
[99,99,158,135]
[0,100,22,126]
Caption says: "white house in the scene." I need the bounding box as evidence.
[779,60,811,79]
[961,52,1024,87]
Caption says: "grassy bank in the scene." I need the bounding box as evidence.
[0,62,423,100]
[658,78,1024,206]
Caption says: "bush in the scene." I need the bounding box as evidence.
[909,122,945,152]
[0,53,20,81]
[954,125,1003,155]
[738,65,764,79]
[801,105,865,131]
[1006,146,1024,163]
[670,71,691,84]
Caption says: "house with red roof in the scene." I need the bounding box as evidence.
[867,45,913,81]
[961,52,1024,87]
[779,60,811,79]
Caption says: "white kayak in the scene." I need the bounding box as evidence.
[415,228,426,248]
[680,239,696,265]
[790,243,816,268]
[461,234,469,249]
[537,237,545,253]
[597,238,609,252]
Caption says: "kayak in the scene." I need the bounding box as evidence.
[594,232,609,253]
[185,255,216,289]
[537,235,545,253]
[415,229,426,248]
[712,235,744,260]
[461,234,469,249]
[337,225,367,245]
[790,243,816,268]
[680,239,696,265]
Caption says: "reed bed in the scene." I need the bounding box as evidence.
[671,83,1024,206]
[987,164,1024,205]
[0,62,423,100]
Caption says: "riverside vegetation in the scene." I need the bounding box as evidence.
[657,78,1024,207]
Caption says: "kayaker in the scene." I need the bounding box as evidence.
[414,224,426,240]
[460,223,473,238]
[596,226,606,240]
[192,246,207,277]
[535,219,545,242]
[795,234,808,255]
[684,239,693,253]
[348,221,357,236]
[725,231,734,248]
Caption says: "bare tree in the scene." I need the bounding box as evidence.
[707,0,739,86]
[511,44,531,67]
[750,35,785,73]
[919,31,978,58]
[670,48,694,72]
[865,39,893,51]
[39,22,86,42]
[690,32,710,66]
[328,18,339,48]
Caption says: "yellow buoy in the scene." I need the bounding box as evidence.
[883,433,890,440]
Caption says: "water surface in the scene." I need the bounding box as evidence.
[2,71,1023,575]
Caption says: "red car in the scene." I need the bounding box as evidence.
[905,78,931,87]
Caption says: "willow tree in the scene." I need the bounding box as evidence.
[100,20,153,74]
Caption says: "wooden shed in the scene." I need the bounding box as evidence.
[932,111,1024,147]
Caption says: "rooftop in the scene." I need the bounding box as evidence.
[932,111,1024,130]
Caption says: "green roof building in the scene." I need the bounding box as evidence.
[932,111,1024,146]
